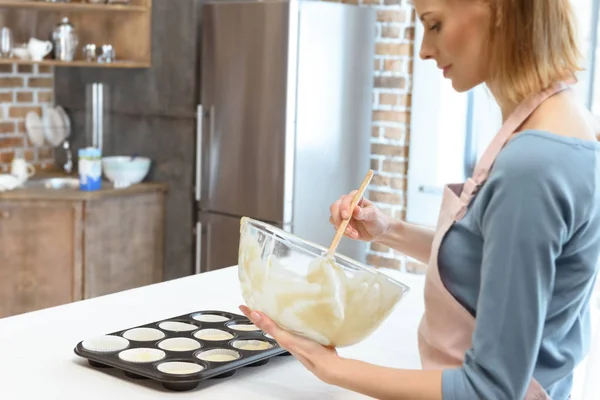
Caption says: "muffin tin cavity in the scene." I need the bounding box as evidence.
[196,349,241,363]
[118,348,166,363]
[158,338,201,352]
[158,321,198,332]
[157,361,205,375]
[227,322,260,332]
[193,329,234,341]
[191,313,230,323]
[82,335,129,353]
[231,340,273,351]
[122,327,165,341]
[74,310,287,392]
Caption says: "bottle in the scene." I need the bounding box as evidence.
[78,147,102,191]
[52,17,78,62]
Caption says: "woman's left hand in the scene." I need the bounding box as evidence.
[239,305,340,384]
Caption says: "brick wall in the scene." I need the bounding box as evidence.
[0,64,56,173]
[327,0,417,272]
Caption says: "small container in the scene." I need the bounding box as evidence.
[193,329,234,341]
[157,361,204,375]
[227,323,260,332]
[158,338,201,352]
[158,321,198,332]
[82,335,129,353]
[78,147,102,191]
[118,348,166,363]
[196,349,241,363]
[192,313,230,323]
[231,340,273,351]
[122,327,165,342]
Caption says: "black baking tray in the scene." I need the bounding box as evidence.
[74,310,291,391]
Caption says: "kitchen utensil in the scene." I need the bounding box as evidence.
[82,44,97,61]
[79,147,102,191]
[102,156,151,188]
[98,44,115,63]
[238,216,409,348]
[0,174,22,192]
[12,43,29,60]
[27,38,52,61]
[43,107,69,147]
[52,17,78,61]
[25,111,46,147]
[0,27,13,58]
[55,105,71,139]
[10,156,35,183]
[73,310,289,392]
[86,82,110,152]
[63,140,73,175]
[327,169,373,256]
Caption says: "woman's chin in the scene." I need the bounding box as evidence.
[449,78,477,93]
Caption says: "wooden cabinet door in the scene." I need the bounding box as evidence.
[0,201,83,318]
[83,192,164,298]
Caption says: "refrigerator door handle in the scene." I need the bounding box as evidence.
[195,222,202,274]
[195,105,203,202]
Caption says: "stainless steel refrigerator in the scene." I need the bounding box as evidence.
[195,0,375,274]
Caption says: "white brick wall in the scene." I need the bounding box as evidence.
[0,63,55,172]
[326,0,416,271]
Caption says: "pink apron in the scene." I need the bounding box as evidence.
[417,80,574,400]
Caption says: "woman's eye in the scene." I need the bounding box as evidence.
[430,22,441,32]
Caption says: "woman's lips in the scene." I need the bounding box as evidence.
[442,65,452,77]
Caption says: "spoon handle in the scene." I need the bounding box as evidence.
[327,169,374,256]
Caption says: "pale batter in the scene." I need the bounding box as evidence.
[234,340,273,351]
[202,354,237,362]
[229,324,260,331]
[238,223,405,347]
[194,330,234,341]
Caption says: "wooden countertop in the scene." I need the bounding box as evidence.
[0,172,168,201]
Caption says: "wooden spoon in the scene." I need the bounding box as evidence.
[326,169,374,257]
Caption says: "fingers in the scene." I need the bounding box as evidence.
[329,198,342,227]
[239,305,252,319]
[339,190,357,220]
[244,309,298,351]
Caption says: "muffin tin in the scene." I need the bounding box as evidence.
[74,310,290,391]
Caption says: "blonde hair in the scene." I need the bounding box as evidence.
[486,0,583,108]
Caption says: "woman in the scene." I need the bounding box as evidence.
[241,0,600,398]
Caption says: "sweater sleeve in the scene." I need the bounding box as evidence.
[441,155,569,400]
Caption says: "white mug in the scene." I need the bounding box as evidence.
[27,38,52,61]
[11,158,35,182]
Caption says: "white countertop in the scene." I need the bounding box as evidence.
[0,267,425,400]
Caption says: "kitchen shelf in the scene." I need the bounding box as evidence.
[0,58,150,68]
[0,1,147,12]
[0,0,152,68]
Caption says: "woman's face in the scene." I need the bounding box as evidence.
[414,0,492,92]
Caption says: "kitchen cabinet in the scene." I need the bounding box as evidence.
[0,182,167,319]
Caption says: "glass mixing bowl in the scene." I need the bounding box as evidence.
[238,217,410,348]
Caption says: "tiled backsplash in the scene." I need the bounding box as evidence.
[0,63,56,173]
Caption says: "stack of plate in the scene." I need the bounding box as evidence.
[25,105,71,148]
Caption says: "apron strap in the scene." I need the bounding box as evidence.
[453,78,576,221]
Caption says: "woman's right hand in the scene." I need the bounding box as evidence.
[329,190,392,242]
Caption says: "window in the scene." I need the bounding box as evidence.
[407,1,600,227]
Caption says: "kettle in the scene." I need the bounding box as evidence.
[52,17,79,61]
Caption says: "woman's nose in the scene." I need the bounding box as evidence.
[419,38,435,61]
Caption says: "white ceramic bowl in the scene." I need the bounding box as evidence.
[102,156,151,188]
